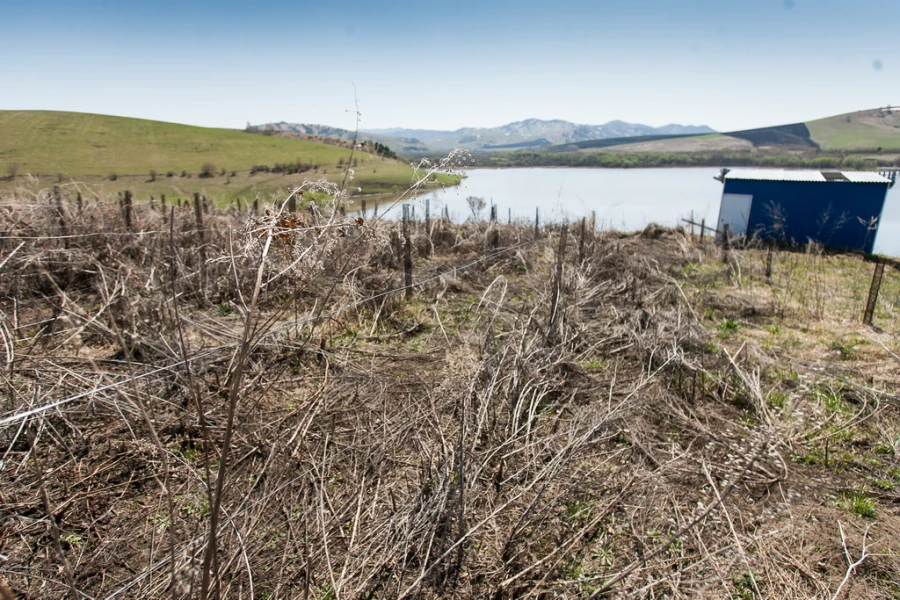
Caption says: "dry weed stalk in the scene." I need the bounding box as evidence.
[0,186,898,599]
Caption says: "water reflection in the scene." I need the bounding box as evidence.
[352,167,900,257]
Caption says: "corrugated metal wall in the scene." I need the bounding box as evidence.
[721,179,889,253]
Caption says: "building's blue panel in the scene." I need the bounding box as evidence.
[722,179,889,253]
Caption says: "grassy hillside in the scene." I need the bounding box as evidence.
[0,110,357,174]
[807,108,900,151]
[530,108,900,160]
[0,110,459,198]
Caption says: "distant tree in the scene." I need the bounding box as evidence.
[466,196,486,220]
[6,163,19,180]
[199,163,216,178]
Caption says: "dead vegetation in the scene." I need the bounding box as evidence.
[0,186,899,599]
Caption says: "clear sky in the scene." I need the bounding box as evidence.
[1,0,897,132]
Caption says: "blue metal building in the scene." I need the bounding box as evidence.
[716,169,895,253]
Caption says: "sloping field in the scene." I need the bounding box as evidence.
[0,110,375,175]
[0,111,460,198]
[727,122,817,148]
[543,108,900,156]
[593,133,753,154]
[807,108,900,151]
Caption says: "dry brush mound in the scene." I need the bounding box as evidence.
[0,188,899,598]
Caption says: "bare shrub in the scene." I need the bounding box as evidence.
[1,169,897,599]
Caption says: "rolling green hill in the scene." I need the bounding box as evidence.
[526,108,900,166]
[807,108,900,151]
[0,110,358,175]
[0,111,457,199]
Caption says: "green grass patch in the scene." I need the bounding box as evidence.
[840,491,877,518]
[717,319,740,337]
[807,109,900,151]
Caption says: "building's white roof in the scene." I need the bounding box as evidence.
[724,169,891,184]
[841,171,893,183]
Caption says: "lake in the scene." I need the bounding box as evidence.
[360,168,900,257]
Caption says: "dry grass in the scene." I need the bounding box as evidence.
[0,191,899,599]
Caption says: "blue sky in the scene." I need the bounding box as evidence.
[1,0,898,132]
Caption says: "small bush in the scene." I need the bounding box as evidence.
[199,163,216,178]
[107,172,118,181]
[166,170,175,178]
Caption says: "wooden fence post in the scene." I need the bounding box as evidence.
[490,205,497,223]
[287,194,297,213]
[863,259,885,326]
[123,190,133,232]
[765,243,774,280]
[53,186,69,248]
[252,195,258,215]
[193,192,208,301]
[534,207,540,236]
[578,216,587,263]
[193,193,204,233]
[547,223,568,344]
[76,192,83,216]
[721,223,730,263]
[424,198,432,257]
[402,204,413,300]
[700,218,706,243]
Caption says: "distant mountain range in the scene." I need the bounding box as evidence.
[254,118,715,154]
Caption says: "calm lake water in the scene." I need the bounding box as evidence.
[364,168,900,257]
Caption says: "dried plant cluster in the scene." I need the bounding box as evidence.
[0,183,898,599]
